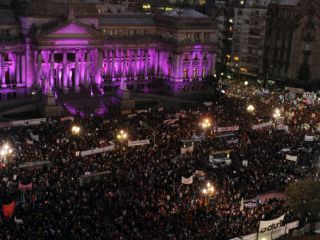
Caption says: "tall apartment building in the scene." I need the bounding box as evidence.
[230,0,271,78]
[263,0,320,88]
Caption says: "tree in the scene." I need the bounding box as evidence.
[285,180,320,222]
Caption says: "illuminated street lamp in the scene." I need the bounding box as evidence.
[200,118,212,130]
[201,181,215,210]
[244,81,249,86]
[273,108,281,118]
[71,125,81,135]
[0,143,13,163]
[247,104,255,113]
[117,130,128,141]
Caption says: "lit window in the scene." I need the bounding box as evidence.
[229,18,233,23]
[202,68,206,78]
[193,68,197,79]
[234,56,239,61]
[142,4,151,10]
[183,68,188,79]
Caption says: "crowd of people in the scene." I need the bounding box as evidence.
[0,88,319,240]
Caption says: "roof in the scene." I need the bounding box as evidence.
[0,9,18,25]
[100,14,156,26]
[162,9,209,19]
[277,0,300,6]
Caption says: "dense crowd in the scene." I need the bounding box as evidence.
[0,90,319,240]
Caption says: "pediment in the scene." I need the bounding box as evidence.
[39,20,103,39]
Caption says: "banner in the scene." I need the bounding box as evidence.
[217,126,239,133]
[252,121,273,130]
[259,214,285,235]
[242,160,248,167]
[25,118,46,126]
[12,120,25,127]
[163,118,179,126]
[271,226,286,239]
[26,139,33,145]
[203,102,213,107]
[2,201,15,218]
[285,154,297,162]
[60,116,74,122]
[276,124,289,131]
[0,122,12,129]
[285,220,299,233]
[181,176,193,184]
[241,233,257,240]
[128,139,150,147]
[304,135,314,142]
[80,144,115,157]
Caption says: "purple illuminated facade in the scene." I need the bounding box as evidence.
[0,4,216,100]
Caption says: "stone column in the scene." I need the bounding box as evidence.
[80,49,85,86]
[50,51,54,89]
[37,51,42,88]
[25,39,34,88]
[85,50,91,88]
[144,50,148,79]
[16,54,20,85]
[75,50,80,92]
[96,49,102,87]
[21,55,26,85]
[0,54,4,87]
[63,51,68,93]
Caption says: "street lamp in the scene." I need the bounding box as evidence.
[244,81,249,86]
[273,108,281,118]
[201,181,215,209]
[200,118,212,130]
[0,143,13,164]
[247,104,255,113]
[117,130,128,141]
[71,125,81,135]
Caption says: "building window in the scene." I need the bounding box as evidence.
[185,33,191,40]
[194,33,200,40]
[204,32,210,40]
[202,68,206,78]
[203,52,207,60]
[168,68,171,77]
[184,53,189,60]
[183,68,188,79]
[193,68,197,79]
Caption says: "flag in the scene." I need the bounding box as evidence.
[181,176,193,185]
[240,198,244,211]
[285,154,297,162]
[2,201,15,218]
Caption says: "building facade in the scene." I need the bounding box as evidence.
[263,0,320,87]
[230,0,271,77]
[0,0,216,100]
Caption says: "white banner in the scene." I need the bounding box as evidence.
[286,154,297,162]
[304,135,314,142]
[241,233,257,240]
[217,126,239,133]
[271,226,286,239]
[60,116,74,122]
[128,139,150,147]
[252,121,273,130]
[80,144,115,157]
[163,118,179,125]
[276,124,289,131]
[259,214,285,235]
[285,220,299,233]
[242,160,248,167]
[25,118,46,126]
[203,102,213,107]
[181,176,193,185]
[12,120,26,127]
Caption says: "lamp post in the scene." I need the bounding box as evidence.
[71,125,81,135]
[247,104,255,113]
[0,143,13,165]
[200,118,212,135]
[201,181,215,211]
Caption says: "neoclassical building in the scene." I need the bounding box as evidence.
[0,0,216,100]
[263,0,320,88]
